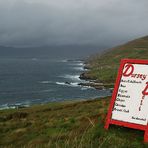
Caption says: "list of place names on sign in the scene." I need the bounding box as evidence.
[112,63,148,125]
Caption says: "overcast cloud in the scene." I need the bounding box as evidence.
[0,0,148,47]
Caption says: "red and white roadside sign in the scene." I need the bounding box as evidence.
[105,59,148,142]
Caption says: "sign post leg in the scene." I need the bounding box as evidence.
[144,127,148,142]
[104,119,110,130]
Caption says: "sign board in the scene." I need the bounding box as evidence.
[104,59,148,142]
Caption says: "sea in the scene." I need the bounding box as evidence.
[0,57,111,109]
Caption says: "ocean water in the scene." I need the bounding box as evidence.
[0,57,111,109]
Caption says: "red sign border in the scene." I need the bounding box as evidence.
[104,59,148,142]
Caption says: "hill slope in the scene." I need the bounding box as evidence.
[0,97,147,147]
[83,36,148,83]
[1,36,148,147]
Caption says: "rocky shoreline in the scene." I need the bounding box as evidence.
[79,63,114,91]
[78,82,114,90]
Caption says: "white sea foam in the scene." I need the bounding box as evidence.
[81,87,89,90]
[76,63,84,66]
[0,104,9,110]
[40,81,52,84]
[0,102,30,110]
[56,81,94,89]
[56,82,66,85]
[70,82,79,87]
[62,74,81,81]
[56,82,79,87]
[80,86,94,90]
[69,62,84,66]
[73,67,84,71]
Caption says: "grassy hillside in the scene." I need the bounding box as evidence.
[1,36,148,147]
[84,36,148,83]
[0,97,147,147]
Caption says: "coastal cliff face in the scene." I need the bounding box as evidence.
[81,36,148,83]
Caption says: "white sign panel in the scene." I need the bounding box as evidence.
[112,63,148,125]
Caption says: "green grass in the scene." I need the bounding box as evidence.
[1,35,148,147]
[0,97,148,147]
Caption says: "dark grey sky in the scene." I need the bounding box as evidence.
[0,0,148,48]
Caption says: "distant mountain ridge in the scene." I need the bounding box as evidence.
[83,35,148,83]
[0,45,106,59]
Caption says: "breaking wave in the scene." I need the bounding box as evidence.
[40,81,52,84]
[60,74,81,81]
[0,102,30,110]
[56,82,79,87]
[73,67,84,71]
